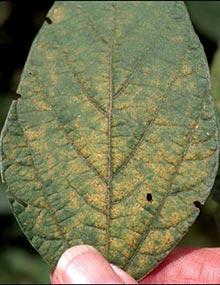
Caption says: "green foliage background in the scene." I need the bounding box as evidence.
[0,1,219,283]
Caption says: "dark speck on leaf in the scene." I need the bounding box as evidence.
[146,193,152,202]
[46,17,53,24]
[193,200,202,209]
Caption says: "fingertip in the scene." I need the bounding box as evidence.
[51,245,125,284]
[140,247,220,284]
[111,264,138,284]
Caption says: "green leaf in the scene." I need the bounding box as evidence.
[0,1,219,279]
[0,248,49,284]
[186,1,220,42]
[211,48,220,125]
[210,48,220,177]
[0,183,10,215]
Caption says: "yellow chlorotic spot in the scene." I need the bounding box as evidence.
[126,233,140,248]
[85,190,106,210]
[110,237,130,259]
[170,36,183,43]
[172,212,181,225]
[75,47,86,55]
[26,128,45,141]
[182,63,192,76]
[32,99,51,111]
[52,7,65,23]
[68,191,82,208]
[174,78,182,88]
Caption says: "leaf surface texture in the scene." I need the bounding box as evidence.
[0,1,219,279]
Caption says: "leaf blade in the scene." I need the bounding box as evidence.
[1,1,219,279]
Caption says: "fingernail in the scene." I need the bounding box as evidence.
[111,264,138,284]
[51,245,125,284]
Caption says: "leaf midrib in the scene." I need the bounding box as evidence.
[105,2,116,257]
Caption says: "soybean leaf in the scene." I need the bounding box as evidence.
[0,248,49,284]
[0,1,219,279]
[0,183,10,215]
[211,47,220,178]
[211,47,220,125]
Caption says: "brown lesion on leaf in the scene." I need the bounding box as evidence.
[141,230,174,255]
[85,191,107,213]
[32,98,51,112]
[25,128,46,141]
[171,212,181,225]
[164,231,173,245]
[181,62,193,76]
[189,122,199,129]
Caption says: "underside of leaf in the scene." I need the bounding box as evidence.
[0,1,219,279]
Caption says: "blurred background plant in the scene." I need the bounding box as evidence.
[0,1,220,283]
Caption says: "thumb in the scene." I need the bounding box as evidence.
[51,245,137,284]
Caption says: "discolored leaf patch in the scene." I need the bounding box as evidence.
[0,1,219,279]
